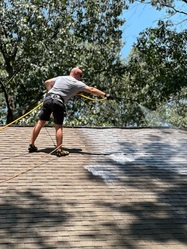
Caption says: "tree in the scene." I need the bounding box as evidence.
[127,0,187,17]
[126,21,187,127]
[0,0,126,124]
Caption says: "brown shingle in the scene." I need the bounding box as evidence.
[0,126,186,248]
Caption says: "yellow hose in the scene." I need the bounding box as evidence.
[0,94,107,184]
[0,102,43,131]
[0,94,106,131]
[76,93,106,102]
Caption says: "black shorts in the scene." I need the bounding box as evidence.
[39,96,65,125]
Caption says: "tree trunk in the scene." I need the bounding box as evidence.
[0,81,14,124]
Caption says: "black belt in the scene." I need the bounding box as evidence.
[46,93,64,103]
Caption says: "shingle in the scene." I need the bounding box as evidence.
[0,126,186,249]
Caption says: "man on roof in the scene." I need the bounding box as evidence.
[28,67,111,157]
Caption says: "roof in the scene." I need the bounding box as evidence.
[0,126,187,249]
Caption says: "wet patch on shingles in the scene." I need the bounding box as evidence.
[85,150,187,186]
[109,152,187,176]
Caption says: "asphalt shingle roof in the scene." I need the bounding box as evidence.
[0,126,187,249]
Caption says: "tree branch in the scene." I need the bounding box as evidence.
[160,1,187,16]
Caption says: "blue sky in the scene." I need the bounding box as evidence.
[121,2,186,58]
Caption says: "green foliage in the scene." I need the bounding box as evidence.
[127,0,186,15]
[1,0,186,127]
[129,23,186,101]
[0,0,126,124]
[157,86,187,128]
[126,21,187,127]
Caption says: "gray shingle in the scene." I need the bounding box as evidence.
[0,126,186,248]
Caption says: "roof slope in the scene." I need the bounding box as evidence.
[0,126,187,249]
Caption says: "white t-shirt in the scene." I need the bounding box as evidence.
[48,76,88,104]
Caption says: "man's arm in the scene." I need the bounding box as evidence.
[45,78,56,91]
[83,86,106,97]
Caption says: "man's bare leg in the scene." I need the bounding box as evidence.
[30,120,46,146]
[54,124,63,150]
[54,124,69,156]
